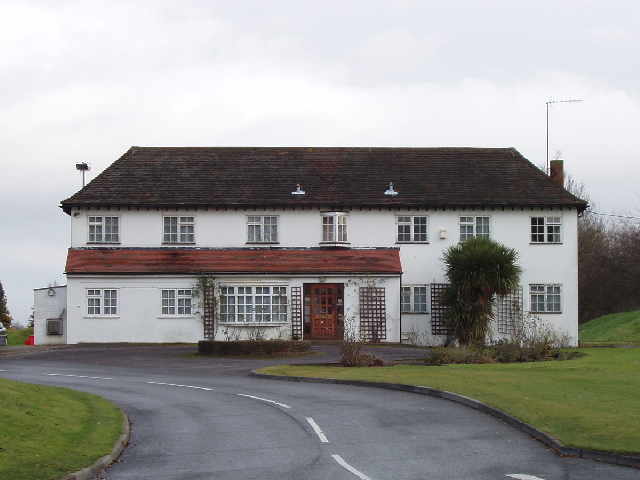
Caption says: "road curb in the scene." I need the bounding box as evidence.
[250,370,640,469]
[60,410,130,480]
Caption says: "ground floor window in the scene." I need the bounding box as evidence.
[529,284,562,313]
[220,286,288,323]
[87,289,118,316]
[161,289,193,315]
[401,285,428,313]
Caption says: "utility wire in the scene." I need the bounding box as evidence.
[586,209,640,221]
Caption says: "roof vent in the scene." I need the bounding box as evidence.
[292,184,306,195]
[384,182,398,196]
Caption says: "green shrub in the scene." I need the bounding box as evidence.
[197,339,311,356]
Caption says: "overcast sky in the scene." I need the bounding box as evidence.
[1,0,639,325]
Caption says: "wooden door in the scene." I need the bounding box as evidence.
[310,284,338,339]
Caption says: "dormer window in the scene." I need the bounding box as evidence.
[321,212,348,245]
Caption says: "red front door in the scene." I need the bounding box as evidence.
[310,284,338,339]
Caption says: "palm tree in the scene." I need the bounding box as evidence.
[441,237,522,346]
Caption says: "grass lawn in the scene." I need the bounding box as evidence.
[0,378,124,480]
[259,347,640,457]
[580,310,640,345]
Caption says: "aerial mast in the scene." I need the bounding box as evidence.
[546,99,582,174]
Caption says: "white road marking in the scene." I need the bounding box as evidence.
[306,417,329,443]
[507,475,547,480]
[147,381,212,391]
[42,373,113,380]
[332,455,372,480]
[237,393,291,409]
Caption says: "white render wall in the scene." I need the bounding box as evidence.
[65,274,401,344]
[33,285,67,345]
[67,206,579,345]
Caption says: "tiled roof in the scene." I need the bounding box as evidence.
[64,248,403,275]
[61,147,587,212]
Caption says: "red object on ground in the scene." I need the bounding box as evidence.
[24,336,35,345]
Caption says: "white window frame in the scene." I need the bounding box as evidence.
[396,216,428,243]
[88,216,119,243]
[530,216,562,244]
[161,289,193,316]
[246,215,279,243]
[529,284,562,313]
[86,289,118,316]
[401,285,428,313]
[321,212,348,244]
[163,216,195,243]
[219,286,288,324]
[459,216,490,241]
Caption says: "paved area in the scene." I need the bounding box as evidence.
[2,343,638,479]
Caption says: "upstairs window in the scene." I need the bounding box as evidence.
[531,216,562,243]
[163,216,194,243]
[88,216,119,243]
[459,216,490,241]
[161,289,193,315]
[529,284,562,313]
[87,289,118,316]
[401,285,428,313]
[321,212,348,243]
[396,216,428,243]
[247,216,278,243]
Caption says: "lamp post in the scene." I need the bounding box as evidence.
[75,162,90,187]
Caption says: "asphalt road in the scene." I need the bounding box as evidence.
[0,345,637,480]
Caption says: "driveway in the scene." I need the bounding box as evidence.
[0,344,636,480]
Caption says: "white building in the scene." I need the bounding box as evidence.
[33,285,67,345]
[56,147,586,345]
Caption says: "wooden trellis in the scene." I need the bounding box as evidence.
[202,286,217,340]
[290,287,303,340]
[359,286,386,342]
[430,283,453,336]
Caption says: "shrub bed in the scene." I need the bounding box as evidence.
[198,339,311,356]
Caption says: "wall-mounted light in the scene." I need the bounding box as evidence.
[319,276,326,283]
[439,229,448,239]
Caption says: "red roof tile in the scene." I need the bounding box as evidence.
[65,248,403,276]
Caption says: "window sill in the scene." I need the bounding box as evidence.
[161,242,196,245]
[84,316,120,319]
[219,322,289,327]
[529,242,563,245]
[245,242,280,245]
[319,241,351,248]
[396,242,429,245]
[158,315,195,319]
[87,242,121,245]
[401,311,430,314]
[528,311,562,314]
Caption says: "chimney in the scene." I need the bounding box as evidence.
[549,160,564,187]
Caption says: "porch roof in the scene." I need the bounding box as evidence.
[64,248,403,276]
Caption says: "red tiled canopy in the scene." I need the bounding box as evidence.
[65,248,403,276]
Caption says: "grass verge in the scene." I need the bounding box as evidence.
[580,310,640,345]
[6,326,34,346]
[258,347,640,457]
[0,378,124,480]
